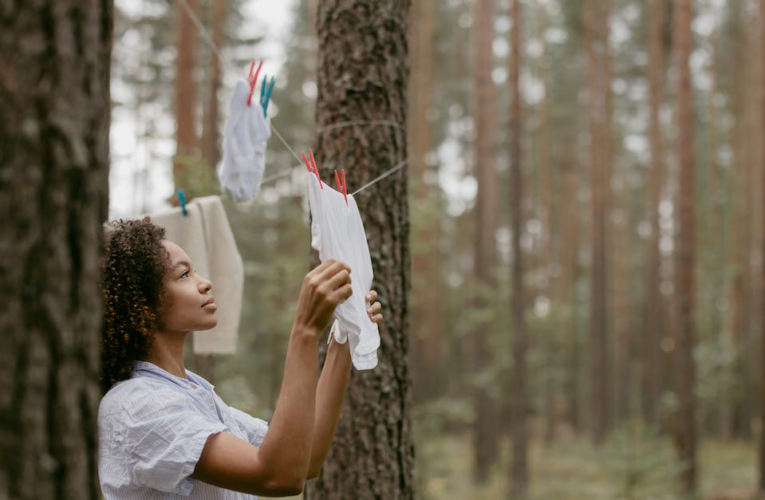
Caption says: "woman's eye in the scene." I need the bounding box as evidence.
[181,270,190,278]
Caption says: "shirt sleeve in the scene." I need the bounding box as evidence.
[226,406,269,447]
[121,388,227,496]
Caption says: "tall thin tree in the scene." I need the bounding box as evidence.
[472,0,501,483]
[584,0,610,444]
[202,0,227,169]
[174,0,199,175]
[643,0,665,429]
[674,0,698,492]
[0,1,113,497]
[509,0,529,497]
[303,0,414,498]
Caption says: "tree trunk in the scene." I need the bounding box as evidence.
[202,0,227,170]
[674,0,698,492]
[409,0,444,404]
[643,0,664,429]
[0,1,113,498]
[471,0,500,484]
[174,0,199,175]
[584,0,610,445]
[508,0,528,497]
[303,1,414,498]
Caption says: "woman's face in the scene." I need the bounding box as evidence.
[159,239,218,333]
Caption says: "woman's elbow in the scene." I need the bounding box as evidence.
[261,477,305,497]
[306,467,321,480]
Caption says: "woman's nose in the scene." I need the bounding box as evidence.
[199,277,212,293]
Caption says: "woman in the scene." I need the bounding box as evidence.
[98,218,383,498]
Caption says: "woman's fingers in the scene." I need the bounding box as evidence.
[371,314,383,325]
[365,290,378,302]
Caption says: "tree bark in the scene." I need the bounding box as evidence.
[642,0,664,429]
[303,1,414,498]
[508,0,528,497]
[0,1,112,498]
[673,0,698,492]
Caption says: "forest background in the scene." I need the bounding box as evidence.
[111,0,764,498]
[3,0,765,498]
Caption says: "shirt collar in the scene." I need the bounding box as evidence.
[132,360,214,391]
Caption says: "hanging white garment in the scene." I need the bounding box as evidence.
[217,79,271,203]
[307,177,379,370]
[148,196,243,355]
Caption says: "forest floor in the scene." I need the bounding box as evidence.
[415,431,758,500]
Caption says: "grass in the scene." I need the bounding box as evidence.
[415,432,758,500]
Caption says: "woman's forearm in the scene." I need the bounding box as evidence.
[307,335,352,477]
[257,326,320,484]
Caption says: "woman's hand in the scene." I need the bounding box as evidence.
[293,259,353,340]
[365,290,383,325]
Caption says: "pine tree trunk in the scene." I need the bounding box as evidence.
[471,0,500,484]
[174,0,199,175]
[303,1,414,498]
[508,0,528,496]
[643,0,664,428]
[202,0,227,169]
[0,1,112,498]
[584,0,610,445]
[674,0,698,492]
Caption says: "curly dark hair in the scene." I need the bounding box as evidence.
[100,217,173,394]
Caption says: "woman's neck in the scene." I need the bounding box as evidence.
[146,331,188,379]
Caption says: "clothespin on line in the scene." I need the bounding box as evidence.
[178,189,188,217]
[302,149,323,189]
[261,75,276,117]
[246,59,263,107]
[334,169,348,207]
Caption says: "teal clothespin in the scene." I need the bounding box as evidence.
[178,189,188,217]
[261,76,276,117]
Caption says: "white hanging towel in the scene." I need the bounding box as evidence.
[217,79,271,202]
[307,177,380,370]
[148,195,243,354]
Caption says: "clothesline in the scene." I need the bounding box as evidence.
[177,0,407,196]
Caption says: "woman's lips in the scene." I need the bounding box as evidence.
[203,302,217,310]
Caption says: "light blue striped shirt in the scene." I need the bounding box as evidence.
[98,361,269,499]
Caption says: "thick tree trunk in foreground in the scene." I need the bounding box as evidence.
[304,1,414,498]
[674,0,698,492]
[0,1,113,498]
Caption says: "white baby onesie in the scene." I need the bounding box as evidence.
[217,79,271,202]
[307,176,379,370]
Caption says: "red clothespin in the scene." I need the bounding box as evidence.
[334,169,348,206]
[246,59,263,107]
[302,149,323,189]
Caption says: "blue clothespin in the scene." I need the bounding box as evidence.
[178,189,188,217]
[261,76,276,117]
